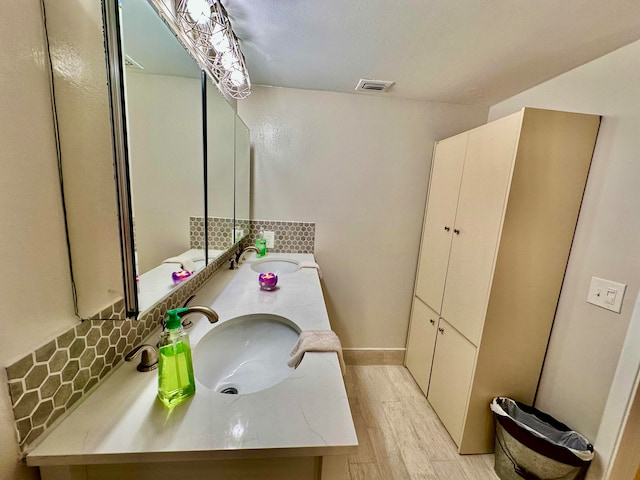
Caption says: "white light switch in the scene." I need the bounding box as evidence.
[264,231,275,248]
[587,277,626,313]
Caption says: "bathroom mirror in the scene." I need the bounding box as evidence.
[46,0,247,320]
[205,76,236,256]
[235,115,251,238]
[102,0,240,316]
[121,0,206,312]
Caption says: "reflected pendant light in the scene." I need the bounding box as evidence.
[176,0,251,99]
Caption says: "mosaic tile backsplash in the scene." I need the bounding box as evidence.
[191,217,316,254]
[243,219,315,254]
[190,216,235,250]
[5,245,237,452]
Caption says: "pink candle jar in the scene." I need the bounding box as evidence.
[258,272,278,290]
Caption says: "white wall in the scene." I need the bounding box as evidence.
[591,291,640,479]
[489,40,640,444]
[0,1,78,479]
[239,87,488,348]
[127,72,204,273]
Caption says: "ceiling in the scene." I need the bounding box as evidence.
[123,0,201,78]
[224,0,640,106]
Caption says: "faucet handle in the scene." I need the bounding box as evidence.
[125,344,158,372]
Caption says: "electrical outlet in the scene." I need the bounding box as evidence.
[264,231,275,248]
[587,277,626,313]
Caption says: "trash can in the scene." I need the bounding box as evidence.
[490,397,594,480]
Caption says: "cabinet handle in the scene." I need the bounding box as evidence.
[438,327,445,334]
[444,226,450,232]
[453,229,460,235]
[429,319,435,325]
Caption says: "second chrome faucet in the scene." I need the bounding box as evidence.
[229,245,259,269]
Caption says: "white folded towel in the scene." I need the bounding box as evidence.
[162,255,196,273]
[288,330,345,375]
[298,261,322,278]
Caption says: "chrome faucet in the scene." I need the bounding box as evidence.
[127,305,219,372]
[176,306,219,324]
[161,305,219,331]
[229,245,259,269]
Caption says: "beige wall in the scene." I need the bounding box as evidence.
[238,87,488,348]
[44,0,124,318]
[489,40,640,444]
[127,72,204,273]
[0,1,78,479]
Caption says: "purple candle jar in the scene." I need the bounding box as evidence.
[172,269,192,285]
[258,272,278,290]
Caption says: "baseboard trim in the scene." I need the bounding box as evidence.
[343,348,406,366]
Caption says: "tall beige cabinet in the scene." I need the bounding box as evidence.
[405,108,600,454]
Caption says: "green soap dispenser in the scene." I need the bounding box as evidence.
[157,308,196,407]
[256,229,267,258]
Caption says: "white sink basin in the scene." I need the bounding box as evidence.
[193,314,301,395]
[251,258,301,274]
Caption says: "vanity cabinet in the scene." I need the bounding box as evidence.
[406,107,600,453]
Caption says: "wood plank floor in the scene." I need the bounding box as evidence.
[344,365,500,480]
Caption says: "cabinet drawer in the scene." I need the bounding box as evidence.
[405,297,439,395]
[427,318,476,447]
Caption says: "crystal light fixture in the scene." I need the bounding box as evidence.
[176,0,251,99]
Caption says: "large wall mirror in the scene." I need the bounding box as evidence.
[43,0,249,321]
[116,0,245,315]
[122,0,207,312]
[235,116,251,238]
[205,76,236,255]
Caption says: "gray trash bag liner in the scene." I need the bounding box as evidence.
[491,397,594,463]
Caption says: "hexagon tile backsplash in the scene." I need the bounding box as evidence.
[5,244,238,453]
[191,217,316,253]
[5,218,316,453]
[6,318,154,448]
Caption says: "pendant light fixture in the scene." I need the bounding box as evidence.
[176,0,251,99]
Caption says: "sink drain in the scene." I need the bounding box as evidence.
[220,387,238,395]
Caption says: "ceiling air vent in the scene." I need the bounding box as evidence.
[355,78,395,92]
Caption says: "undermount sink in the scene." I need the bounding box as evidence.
[193,313,301,395]
[250,258,301,274]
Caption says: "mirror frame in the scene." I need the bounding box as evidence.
[202,71,210,260]
[102,0,139,317]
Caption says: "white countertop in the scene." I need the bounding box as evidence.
[137,248,225,313]
[27,253,357,467]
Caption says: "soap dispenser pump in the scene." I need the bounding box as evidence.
[255,229,267,258]
[157,308,196,407]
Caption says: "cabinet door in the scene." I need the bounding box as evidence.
[427,319,476,447]
[415,134,467,313]
[441,113,522,345]
[405,297,439,395]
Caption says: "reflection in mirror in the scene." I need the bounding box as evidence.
[235,116,251,240]
[206,77,236,259]
[121,0,206,313]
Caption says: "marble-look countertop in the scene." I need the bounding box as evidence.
[137,248,224,313]
[27,253,357,466]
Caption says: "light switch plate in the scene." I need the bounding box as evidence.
[264,231,275,248]
[587,276,626,313]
